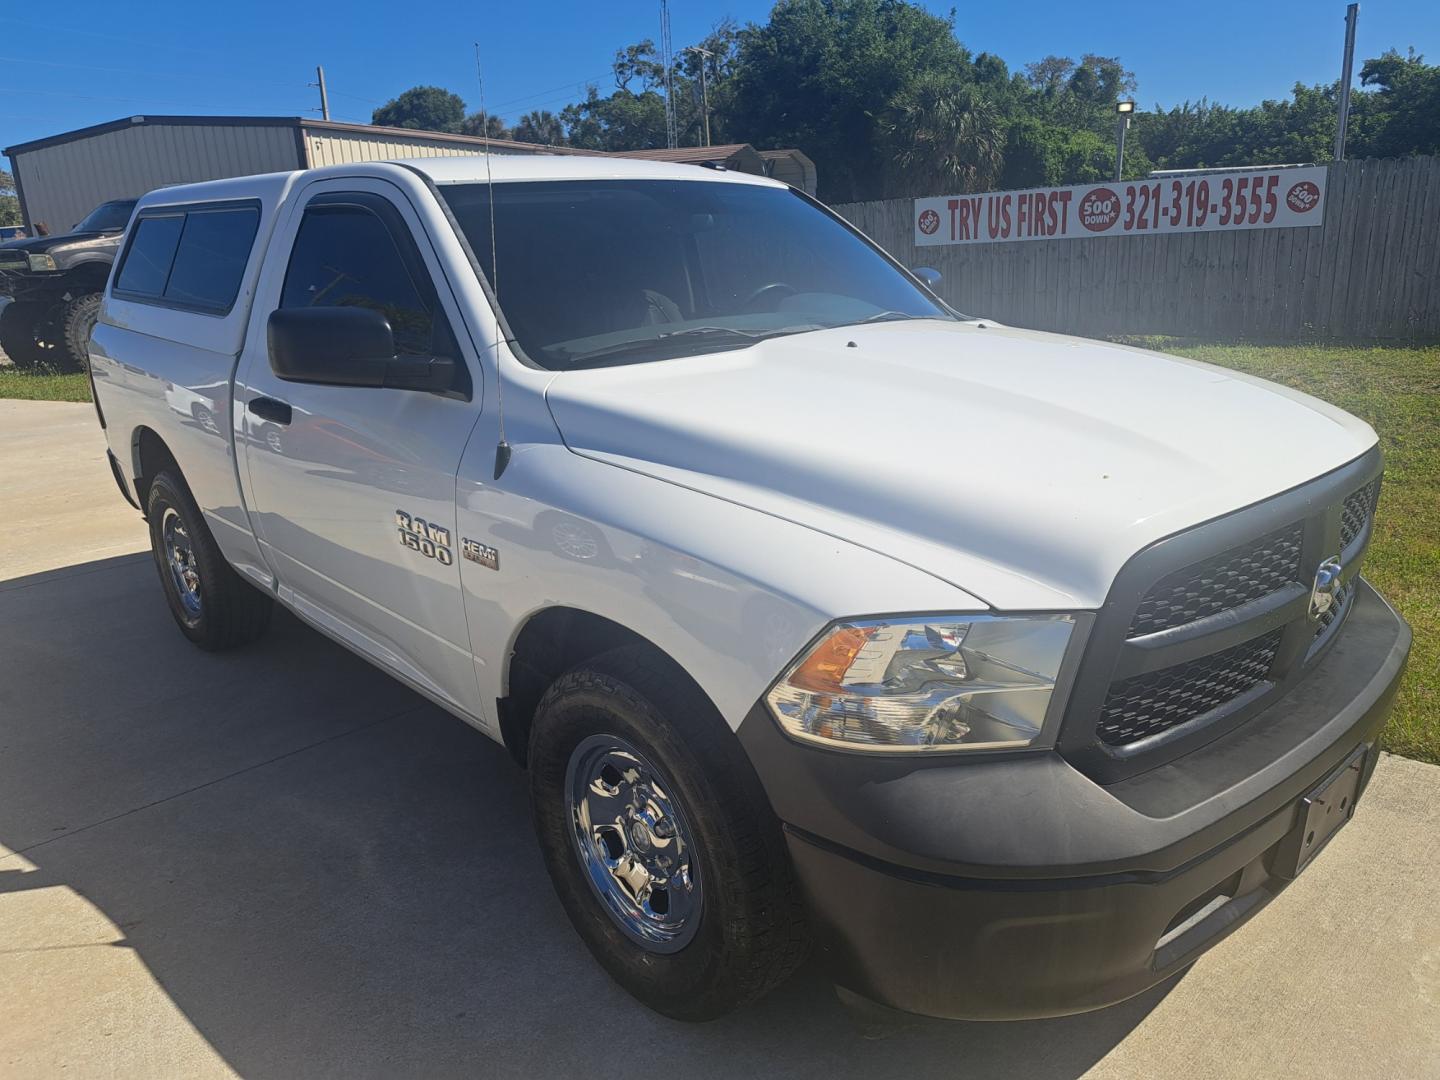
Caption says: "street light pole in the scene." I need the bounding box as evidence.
[1114,99,1135,182]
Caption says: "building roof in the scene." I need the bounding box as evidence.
[610,143,755,163]
[3,114,595,158]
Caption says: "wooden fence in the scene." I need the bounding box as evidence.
[833,155,1440,342]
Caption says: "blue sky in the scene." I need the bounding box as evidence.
[3,0,1438,152]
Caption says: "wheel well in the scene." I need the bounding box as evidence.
[131,426,179,513]
[64,263,112,294]
[501,607,671,767]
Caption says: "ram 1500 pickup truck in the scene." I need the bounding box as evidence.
[90,157,1410,1022]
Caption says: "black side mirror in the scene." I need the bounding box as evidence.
[911,266,943,290]
[267,307,455,393]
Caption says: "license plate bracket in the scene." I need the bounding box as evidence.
[1272,746,1367,880]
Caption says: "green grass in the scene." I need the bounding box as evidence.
[1155,342,1439,765]
[0,366,92,402]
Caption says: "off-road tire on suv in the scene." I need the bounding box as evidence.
[146,470,273,650]
[0,301,52,369]
[529,645,810,1021]
[59,292,103,373]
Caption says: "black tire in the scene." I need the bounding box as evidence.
[58,292,102,373]
[146,469,273,651]
[0,301,51,369]
[529,645,810,1021]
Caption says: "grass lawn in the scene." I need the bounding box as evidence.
[2,341,1435,762]
[1160,343,1438,765]
[0,365,92,402]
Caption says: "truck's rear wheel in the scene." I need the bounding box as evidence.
[529,646,809,1020]
[0,301,53,369]
[58,292,102,373]
[146,470,273,650]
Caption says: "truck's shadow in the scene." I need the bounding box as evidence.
[0,555,1177,1079]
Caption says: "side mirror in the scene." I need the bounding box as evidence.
[267,307,455,393]
[911,266,943,290]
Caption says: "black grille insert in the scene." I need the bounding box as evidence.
[1097,628,1284,747]
[1127,525,1303,637]
[1319,584,1347,642]
[1340,480,1378,550]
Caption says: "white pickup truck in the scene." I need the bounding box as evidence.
[90,156,1410,1022]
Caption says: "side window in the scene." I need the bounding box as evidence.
[114,202,260,313]
[114,214,184,297]
[165,206,260,310]
[279,202,440,357]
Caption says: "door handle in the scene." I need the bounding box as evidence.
[248,396,292,425]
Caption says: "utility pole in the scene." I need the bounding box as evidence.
[660,0,678,149]
[313,65,331,121]
[683,45,713,147]
[1334,3,1359,161]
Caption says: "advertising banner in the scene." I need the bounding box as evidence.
[913,165,1328,246]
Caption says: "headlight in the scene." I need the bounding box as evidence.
[765,614,1074,752]
[28,253,58,271]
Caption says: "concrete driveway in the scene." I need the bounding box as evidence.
[1,400,1438,1079]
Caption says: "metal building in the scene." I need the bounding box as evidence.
[3,115,578,233]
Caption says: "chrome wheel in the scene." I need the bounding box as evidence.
[565,733,702,953]
[161,507,202,619]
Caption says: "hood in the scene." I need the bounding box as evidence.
[544,320,1377,610]
[0,230,114,254]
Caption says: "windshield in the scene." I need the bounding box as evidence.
[439,180,952,369]
[74,199,138,233]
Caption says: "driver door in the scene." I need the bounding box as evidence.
[235,177,485,721]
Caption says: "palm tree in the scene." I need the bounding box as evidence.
[512,110,567,146]
[882,76,1006,197]
[461,113,511,140]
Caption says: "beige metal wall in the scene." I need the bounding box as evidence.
[834,155,1440,342]
[303,129,543,168]
[12,122,298,233]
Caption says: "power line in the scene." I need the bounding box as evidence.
[489,70,615,112]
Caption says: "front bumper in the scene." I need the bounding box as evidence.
[737,580,1410,1020]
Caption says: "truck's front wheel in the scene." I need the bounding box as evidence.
[529,646,809,1020]
[0,301,53,369]
[146,470,273,650]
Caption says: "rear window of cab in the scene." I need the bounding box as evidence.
[113,201,260,315]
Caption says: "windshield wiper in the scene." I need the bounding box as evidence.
[559,325,821,368]
[858,310,923,324]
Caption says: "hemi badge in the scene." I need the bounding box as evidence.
[462,538,500,570]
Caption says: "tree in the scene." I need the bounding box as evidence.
[561,86,670,151]
[372,86,467,133]
[727,0,976,202]
[881,77,1005,196]
[461,113,511,139]
[0,169,19,227]
[511,110,566,146]
[1351,49,1440,158]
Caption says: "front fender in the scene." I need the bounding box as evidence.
[459,443,985,731]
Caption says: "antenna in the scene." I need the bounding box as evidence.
[474,41,511,479]
[660,0,678,149]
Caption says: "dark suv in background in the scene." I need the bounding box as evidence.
[0,198,136,371]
